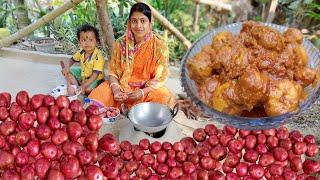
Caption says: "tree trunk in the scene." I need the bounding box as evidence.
[12,0,31,29]
[135,0,191,49]
[95,0,115,58]
[193,3,200,33]
[0,0,85,48]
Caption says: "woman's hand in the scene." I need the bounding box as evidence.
[113,89,128,102]
[61,67,70,76]
[127,89,144,102]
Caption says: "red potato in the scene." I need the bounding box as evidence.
[193,128,206,142]
[133,148,144,161]
[56,95,70,109]
[30,94,44,109]
[52,128,68,145]
[279,139,293,151]
[248,164,264,179]
[70,99,84,113]
[263,129,276,136]
[84,132,98,152]
[47,117,61,130]
[223,125,238,136]
[139,138,150,150]
[0,107,9,120]
[85,105,100,116]
[267,136,279,149]
[10,103,23,121]
[125,160,139,174]
[293,142,307,155]
[26,139,40,157]
[210,145,227,161]
[155,163,169,175]
[304,135,316,144]
[257,134,267,144]
[85,165,104,180]
[62,141,84,156]
[7,134,17,146]
[18,112,35,130]
[47,169,64,180]
[236,162,249,177]
[162,141,172,150]
[239,130,251,137]
[302,159,320,175]
[41,142,58,160]
[60,155,81,179]
[209,170,224,180]
[73,111,87,126]
[156,150,168,163]
[290,157,303,172]
[259,153,275,167]
[176,151,187,162]
[15,130,30,147]
[0,150,14,169]
[182,161,196,174]
[120,140,132,151]
[269,164,283,176]
[150,141,162,153]
[187,154,199,164]
[185,145,197,155]
[35,124,51,140]
[16,90,29,106]
[306,143,319,157]
[0,95,7,108]
[167,158,177,168]
[222,163,233,173]
[20,164,35,180]
[49,105,60,118]
[121,150,133,161]
[99,133,119,153]
[60,108,73,123]
[283,170,297,180]
[67,122,83,140]
[225,172,240,180]
[15,151,29,166]
[87,115,102,131]
[244,149,259,163]
[135,165,151,179]
[276,127,290,140]
[256,143,268,155]
[228,139,244,153]
[208,134,219,146]
[273,147,288,161]
[141,154,155,166]
[36,106,49,124]
[43,95,55,106]
[219,134,234,147]
[35,158,51,178]
[1,169,20,180]
[0,135,5,149]
[180,137,197,148]
[289,130,303,142]
[0,92,11,107]
[77,150,93,165]
[288,149,300,160]
[168,167,183,179]
[173,141,185,152]
[167,149,176,159]
[204,124,218,136]
[297,174,308,180]
[0,120,16,136]
[224,153,240,168]
[245,135,257,149]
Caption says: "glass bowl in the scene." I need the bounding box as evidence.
[180,22,320,130]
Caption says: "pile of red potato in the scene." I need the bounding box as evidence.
[0,91,319,179]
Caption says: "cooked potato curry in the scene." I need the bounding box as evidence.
[187,21,317,116]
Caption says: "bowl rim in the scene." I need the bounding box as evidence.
[180,22,320,127]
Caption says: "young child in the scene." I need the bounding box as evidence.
[61,24,105,95]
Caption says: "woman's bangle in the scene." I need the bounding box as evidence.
[110,83,123,92]
[139,89,145,98]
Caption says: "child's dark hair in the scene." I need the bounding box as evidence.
[129,2,152,22]
[76,23,100,43]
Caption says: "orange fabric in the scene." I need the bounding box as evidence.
[88,24,175,108]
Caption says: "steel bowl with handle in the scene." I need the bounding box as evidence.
[124,102,179,133]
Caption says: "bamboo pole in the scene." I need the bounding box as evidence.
[193,3,200,33]
[266,0,278,23]
[0,0,84,48]
[95,0,115,58]
[135,0,192,49]
[194,0,232,11]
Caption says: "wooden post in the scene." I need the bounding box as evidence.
[95,0,115,58]
[265,0,279,23]
[135,0,192,49]
[193,3,200,33]
[0,0,84,48]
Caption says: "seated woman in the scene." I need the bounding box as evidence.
[88,2,175,109]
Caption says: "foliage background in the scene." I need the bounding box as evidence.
[0,0,319,62]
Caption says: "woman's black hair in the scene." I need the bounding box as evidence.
[129,2,152,22]
[76,23,100,43]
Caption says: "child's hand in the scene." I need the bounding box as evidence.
[61,67,70,76]
[67,85,76,96]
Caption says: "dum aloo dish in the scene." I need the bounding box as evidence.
[187,21,318,117]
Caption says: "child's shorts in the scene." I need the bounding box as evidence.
[70,67,103,89]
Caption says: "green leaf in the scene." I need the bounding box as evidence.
[303,0,313,4]
[288,0,302,10]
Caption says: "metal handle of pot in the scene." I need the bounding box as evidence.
[171,103,179,118]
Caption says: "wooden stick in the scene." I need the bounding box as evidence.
[266,0,279,23]
[135,0,192,49]
[194,0,232,11]
[95,0,115,58]
[193,3,200,33]
[0,0,84,48]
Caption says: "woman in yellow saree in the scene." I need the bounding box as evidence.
[88,2,175,109]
